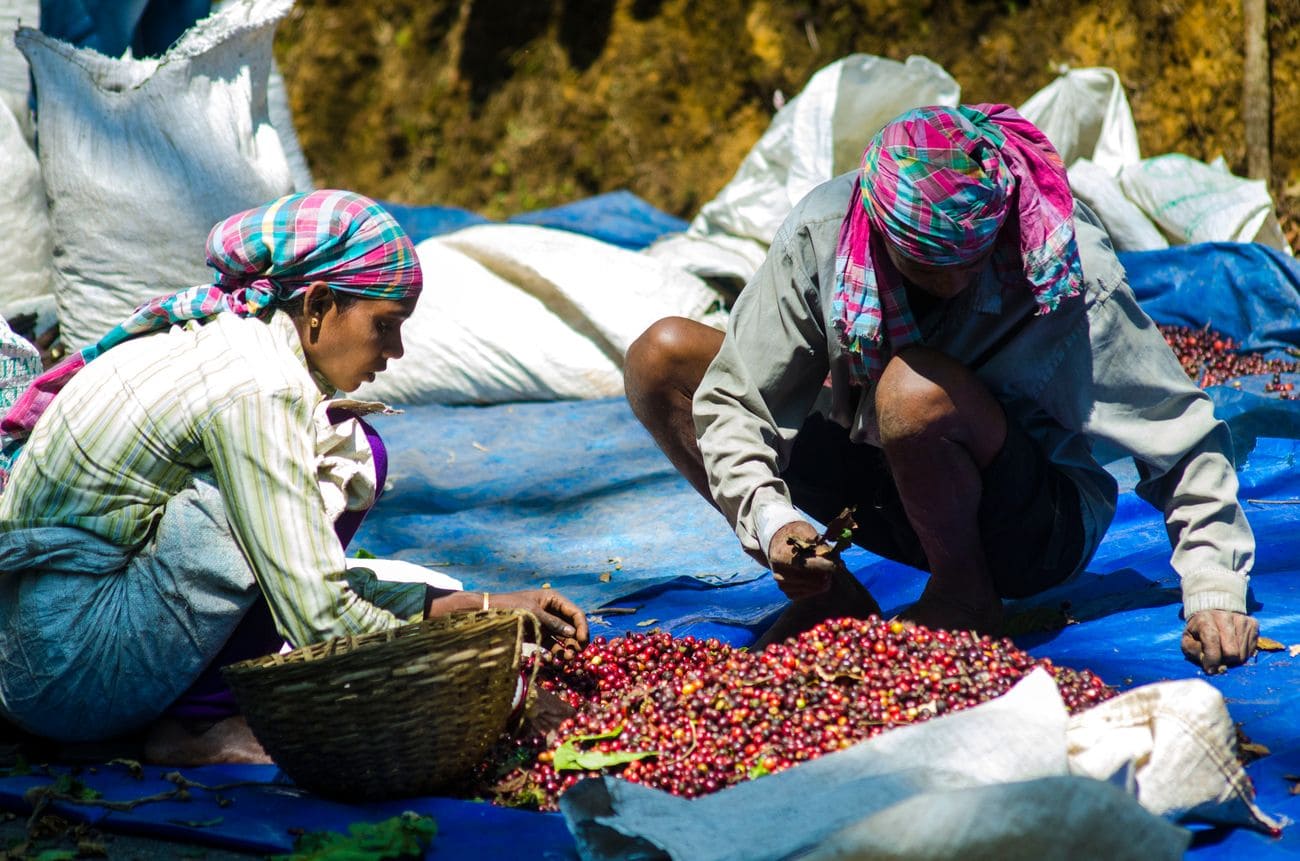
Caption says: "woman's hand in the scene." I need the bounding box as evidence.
[424,587,589,646]
[489,589,590,646]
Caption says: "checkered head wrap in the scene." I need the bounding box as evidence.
[831,104,1083,383]
[2,190,421,439]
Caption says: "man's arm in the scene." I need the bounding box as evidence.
[692,229,833,573]
[1042,278,1256,671]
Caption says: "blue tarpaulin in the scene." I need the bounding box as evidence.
[4,196,1300,858]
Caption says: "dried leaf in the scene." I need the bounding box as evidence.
[598,573,611,583]
[1240,741,1271,761]
[1290,644,1300,658]
[107,758,144,780]
[635,619,659,627]
[1258,636,1286,652]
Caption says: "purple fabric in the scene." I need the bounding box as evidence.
[165,413,389,722]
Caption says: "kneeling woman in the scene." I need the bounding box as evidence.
[0,190,587,762]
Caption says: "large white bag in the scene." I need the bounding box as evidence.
[1067,158,1168,252]
[0,0,36,143]
[1018,66,1142,176]
[0,96,53,316]
[1119,153,1292,253]
[17,0,296,350]
[354,239,624,405]
[648,54,960,286]
[441,224,720,359]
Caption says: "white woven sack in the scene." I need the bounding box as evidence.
[0,314,38,411]
[353,238,623,405]
[1018,66,1142,176]
[439,223,720,366]
[1067,158,1168,252]
[0,98,53,316]
[1119,154,1292,253]
[17,0,296,351]
[0,0,36,144]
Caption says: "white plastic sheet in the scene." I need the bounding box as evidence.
[648,54,960,286]
[561,670,1275,861]
[1018,66,1142,176]
[18,0,296,350]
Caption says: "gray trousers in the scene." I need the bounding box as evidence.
[0,475,260,741]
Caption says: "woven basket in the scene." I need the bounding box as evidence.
[222,609,537,801]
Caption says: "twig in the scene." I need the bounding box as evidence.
[1246,498,1300,505]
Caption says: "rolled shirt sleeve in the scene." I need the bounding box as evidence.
[693,223,831,561]
[201,386,409,646]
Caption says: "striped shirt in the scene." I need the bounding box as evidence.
[0,311,419,646]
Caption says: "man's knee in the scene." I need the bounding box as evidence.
[624,317,720,400]
[875,349,963,446]
[875,347,1006,464]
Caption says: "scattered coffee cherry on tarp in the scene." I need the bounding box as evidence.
[1160,323,1300,396]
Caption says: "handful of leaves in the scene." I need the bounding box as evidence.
[786,507,858,564]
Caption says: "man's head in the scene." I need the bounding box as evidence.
[862,106,1014,298]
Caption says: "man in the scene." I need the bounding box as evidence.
[625,104,1257,673]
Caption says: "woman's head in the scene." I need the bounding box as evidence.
[206,189,423,391]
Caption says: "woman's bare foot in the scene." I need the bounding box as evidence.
[753,568,883,651]
[143,715,273,766]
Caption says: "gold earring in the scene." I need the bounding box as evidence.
[309,317,320,329]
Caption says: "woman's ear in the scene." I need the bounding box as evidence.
[301,281,334,343]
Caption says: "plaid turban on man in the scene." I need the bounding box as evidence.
[831,104,1084,383]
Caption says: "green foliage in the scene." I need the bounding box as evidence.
[272,812,437,861]
[552,726,658,771]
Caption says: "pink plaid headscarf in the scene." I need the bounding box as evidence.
[832,104,1084,383]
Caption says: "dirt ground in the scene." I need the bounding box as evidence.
[274,0,1300,241]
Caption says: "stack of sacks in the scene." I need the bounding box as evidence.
[17,0,299,352]
[0,0,55,325]
[355,225,723,406]
[1019,66,1291,255]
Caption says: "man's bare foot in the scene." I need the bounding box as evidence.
[897,588,1003,635]
[144,715,272,766]
[754,568,883,651]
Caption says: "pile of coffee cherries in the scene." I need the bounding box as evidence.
[1160,324,1299,396]
[470,617,1112,810]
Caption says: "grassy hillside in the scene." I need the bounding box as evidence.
[275,0,1300,239]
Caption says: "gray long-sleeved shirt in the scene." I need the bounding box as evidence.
[693,171,1253,617]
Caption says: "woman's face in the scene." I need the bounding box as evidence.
[299,283,419,392]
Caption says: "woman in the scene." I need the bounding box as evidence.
[0,190,588,763]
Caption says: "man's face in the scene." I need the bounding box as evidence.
[883,241,989,299]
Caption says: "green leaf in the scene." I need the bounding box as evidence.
[746,763,771,779]
[352,548,377,559]
[4,755,31,777]
[50,774,101,801]
[552,726,657,772]
[272,812,436,861]
[32,850,77,861]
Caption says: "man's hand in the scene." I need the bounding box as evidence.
[767,521,840,600]
[1182,609,1259,673]
[489,589,590,646]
